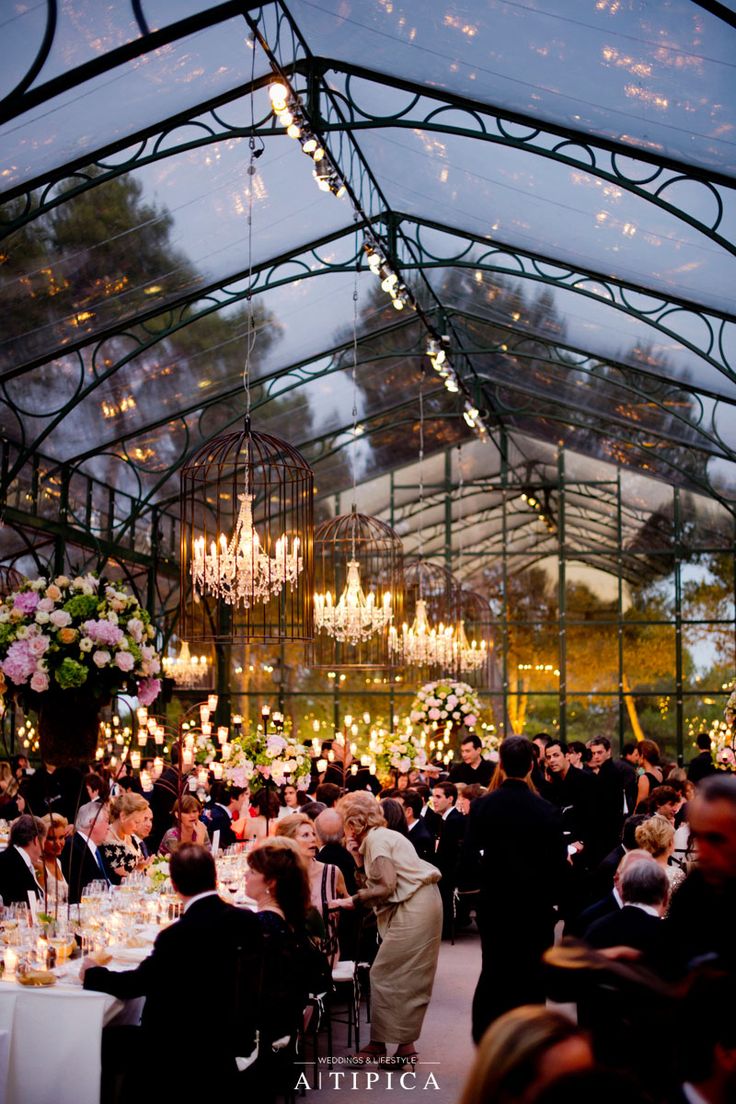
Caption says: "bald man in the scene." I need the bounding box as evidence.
[315,809,357,896]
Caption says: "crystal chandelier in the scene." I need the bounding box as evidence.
[389,598,456,668]
[453,620,488,673]
[315,559,392,645]
[191,491,302,609]
[162,641,211,689]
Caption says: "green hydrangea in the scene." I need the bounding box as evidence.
[55,658,88,690]
[0,623,15,646]
[62,594,100,620]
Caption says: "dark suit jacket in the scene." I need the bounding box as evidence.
[687,751,716,784]
[421,806,442,839]
[461,779,567,933]
[201,804,236,850]
[543,765,604,864]
[85,894,264,1055]
[0,846,41,905]
[435,807,465,882]
[449,760,494,786]
[318,842,357,895]
[586,904,674,976]
[406,818,437,865]
[61,832,108,904]
[565,890,620,939]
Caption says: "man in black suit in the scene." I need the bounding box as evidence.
[432,781,465,939]
[449,734,494,786]
[688,732,717,785]
[566,847,657,938]
[400,790,437,864]
[83,844,264,1097]
[587,737,627,854]
[61,800,111,904]
[148,747,184,852]
[585,858,673,977]
[544,739,602,869]
[0,815,45,905]
[462,736,567,1040]
[315,809,357,893]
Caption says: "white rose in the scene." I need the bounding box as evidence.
[31,579,47,591]
[34,611,50,624]
[79,637,94,652]
[0,612,8,623]
[16,626,29,639]
[106,611,119,625]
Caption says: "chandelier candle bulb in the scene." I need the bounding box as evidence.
[317,758,328,773]
[201,723,212,738]
[217,726,228,745]
[130,750,141,770]
[232,715,242,727]
[208,695,218,712]
[182,748,193,768]
[199,706,210,725]
[212,762,223,780]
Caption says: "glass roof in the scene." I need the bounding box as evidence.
[0,0,733,588]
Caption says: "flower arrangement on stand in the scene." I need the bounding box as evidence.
[410,680,482,731]
[224,717,312,791]
[711,684,736,768]
[372,721,429,778]
[0,574,162,764]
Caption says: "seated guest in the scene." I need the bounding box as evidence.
[99,792,151,883]
[246,839,331,1046]
[315,783,342,809]
[275,813,347,965]
[83,772,109,805]
[280,782,305,815]
[593,813,650,897]
[201,782,242,850]
[159,794,210,855]
[457,1006,593,1104]
[238,787,280,844]
[314,809,357,894]
[82,845,264,1098]
[0,814,46,904]
[634,814,685,891]
[565,848,657,938]
[61,801,111,903]
[36,813,69,907]
[299,800,326,821]
[132,802,153,860]
[400,790,436,864]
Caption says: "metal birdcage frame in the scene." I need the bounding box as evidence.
[393,557,462,677]
[180,421,314,645]
[313,507,404,669]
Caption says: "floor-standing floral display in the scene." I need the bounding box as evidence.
[0,574,162,764]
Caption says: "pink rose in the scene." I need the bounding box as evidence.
[92,649,111,667]
[428,708,441,721]
[49,609,72,628]
[137,677,161,707]
[466,714,477,727]
[30,670,49,692]
[115,651,135,672]
[27,635,50,657]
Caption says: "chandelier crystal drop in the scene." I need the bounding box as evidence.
[314,559,393,645]
[191,492,303,609]
[389,598,456,668]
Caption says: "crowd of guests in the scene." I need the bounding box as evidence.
[0,727,732,1104]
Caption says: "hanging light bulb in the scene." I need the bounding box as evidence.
[191,491,302,608]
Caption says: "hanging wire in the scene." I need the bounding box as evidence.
[242,38,259,426]
[350,215,360,557]
[417,367,426,595]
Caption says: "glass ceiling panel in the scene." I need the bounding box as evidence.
[290,0,736,176]
[425,261,735,400]
[356,128,735,314]
[0,14,269,190]
[0,114,355,374]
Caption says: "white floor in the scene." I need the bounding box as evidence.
[300,930,481,1104]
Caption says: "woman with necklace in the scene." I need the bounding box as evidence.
[36,813,69,909]
[99,793,151,882]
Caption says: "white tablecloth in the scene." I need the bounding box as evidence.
[0,964,145,1104]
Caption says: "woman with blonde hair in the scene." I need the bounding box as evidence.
[274,812,347,965]
[99,792,152,882]
[158,794,210,856]
[36,813,69,907]
[634,814,684,890]
[329,791,442,1065]
[457,1006,593,1104]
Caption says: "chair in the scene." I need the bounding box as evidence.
[328,960,361,1050]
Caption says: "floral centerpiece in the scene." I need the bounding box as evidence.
[224,720,311,790]
[410,680,482,732]
[711,684,736,769]
[373,725,428,778]
[0,573,162,764]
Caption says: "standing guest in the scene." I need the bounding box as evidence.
[380,797,409,836]
[461,736,567,1041]
[456,783,487,815]
[647,785,682,823]
[544,740,601,866]
[61,801,111,904]
[450,734,494,786]
[457,1006,593,1104]
[400,790,437,864]
[36,813,69,908]
[280,783,303,815]
[0,761,25,820]
[99,792,151,883]
[634,814,685,892]
[158,795,210,856]
[666,774,736,973]
[617,742,641,816]
[587,737,627,855]
[82,845,264,1098]
[330,792,442,1065]
[566,742,589,770]
[275,812,347,965]
[432,781,465,940]
[0,814,45,904]
[315,783,342,808]
[687,732,717,784]
[635,739,663,809]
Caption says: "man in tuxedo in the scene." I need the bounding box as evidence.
[315,808,359,959]
[587,737,627,853]
[61,800,110,904]
[432,781,465,939]
[82,845,264,1097]
[544,739,602,868]
[400,790,437,864]
[462,736,567,1040]
[201,781,242,850]
[148,746,183,852]
[565,847,657,938]
[0,815,45,905]
[688,732,717,785]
